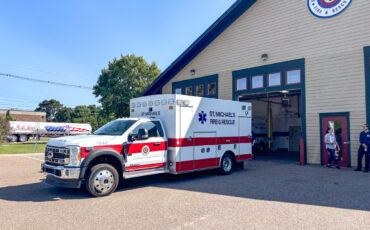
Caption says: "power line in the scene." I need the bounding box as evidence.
[0,72,93,90]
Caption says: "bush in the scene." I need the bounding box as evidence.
[0,117,10,143]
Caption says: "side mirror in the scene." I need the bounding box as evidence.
[138,128,149,140]
[128,133,136,142]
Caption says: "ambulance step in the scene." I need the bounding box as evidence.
[123,167,167,179]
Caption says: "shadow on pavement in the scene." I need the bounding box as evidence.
[0,160,369,212]
[0,180,89,202]
[118,160,370,211]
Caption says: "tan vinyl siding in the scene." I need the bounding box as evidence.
[162,0,370,165]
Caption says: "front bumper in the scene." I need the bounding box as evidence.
[42,163,82,188]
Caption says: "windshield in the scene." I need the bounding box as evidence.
[93,120,136,136]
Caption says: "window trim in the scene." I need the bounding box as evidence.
[195,84,204,97]
[285,68,302,85]
[184,86,193,96]
[174,87,182,95]
[250,75,264,89]
[132,121,161,138]
[267,72,281,88]
[235,77,247,91]
[206,82,217,95]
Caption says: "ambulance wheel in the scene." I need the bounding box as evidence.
[219,153,234,175]
[85,163,119,197]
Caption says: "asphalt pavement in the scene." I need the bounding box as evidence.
[0,154,369,229]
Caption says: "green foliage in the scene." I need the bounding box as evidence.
[55,107,73,122]
[51,104,114,132]
[5,115,15,121]
[35,99,63,121]
[93,54,161,118]
[0,117,10,143]
[72,105,91,120]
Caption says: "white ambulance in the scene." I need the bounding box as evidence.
[42,95,252,197]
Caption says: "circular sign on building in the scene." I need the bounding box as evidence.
[308,0,352,18]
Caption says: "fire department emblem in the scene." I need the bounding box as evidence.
[142,146,150,156]
[307,0,352,18]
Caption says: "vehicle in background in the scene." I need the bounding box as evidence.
[42,95,252,197]
[7,121,92,142]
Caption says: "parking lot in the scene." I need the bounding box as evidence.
[0,154,369,229]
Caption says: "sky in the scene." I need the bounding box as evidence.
[0,0,236,111]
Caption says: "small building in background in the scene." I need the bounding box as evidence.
[0,109,46,122]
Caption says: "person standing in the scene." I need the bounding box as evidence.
[325,127,341,169]
[355,124,370,173]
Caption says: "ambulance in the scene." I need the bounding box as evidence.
[42,95,252,197]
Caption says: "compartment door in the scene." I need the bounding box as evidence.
[194,132,217,169]
[239,116,252,159]
[179,106,194,171]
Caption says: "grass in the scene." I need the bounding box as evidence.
[0,142,46,154]
[26,138,50,144]
[0,141,47,154]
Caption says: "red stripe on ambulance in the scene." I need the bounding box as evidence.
[126,163,166,172]
[168,136,252,147]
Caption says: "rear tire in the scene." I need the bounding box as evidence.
[85,163,119,197]
[19,135,28,142]
[9,135,18,142]
[219,153,234,175]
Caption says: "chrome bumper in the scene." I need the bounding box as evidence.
[42,163,80,179]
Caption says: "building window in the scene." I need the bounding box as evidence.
[207,82,216,95]
[268,72,281,87]
[236,77,247,91]
[286,69,301,85]
[184,86,193,96]
[174,88,182,94]
[251,75,264,89]
[195,84,204,97]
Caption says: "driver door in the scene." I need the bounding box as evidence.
[125,121,167,171]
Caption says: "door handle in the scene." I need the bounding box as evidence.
[154,143,161,146]
[343,141,350,144]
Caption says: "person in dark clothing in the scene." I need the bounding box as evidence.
[355,124,370,173]
[335,128,343,162]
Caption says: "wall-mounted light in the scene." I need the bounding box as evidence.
[190,69,195,75]
[261,53,268,61]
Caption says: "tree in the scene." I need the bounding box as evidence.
[0,117,10,143]
[93,54,161,118]
[55,107,73,122]
[35,99,63,121]
[72,105,91,120]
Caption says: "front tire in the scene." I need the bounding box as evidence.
[219,153,234,175]
[85,163,119,197]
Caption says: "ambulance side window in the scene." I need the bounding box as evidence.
[153,121,164,137]
[132,122,162,138]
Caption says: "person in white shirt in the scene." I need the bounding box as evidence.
[324,127,341,169]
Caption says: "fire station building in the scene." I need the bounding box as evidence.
[143,0,370,167]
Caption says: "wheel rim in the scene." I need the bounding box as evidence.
[93,169,114,193]
[222,157,232,172]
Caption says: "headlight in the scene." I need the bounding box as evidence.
[67,146,81,167]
